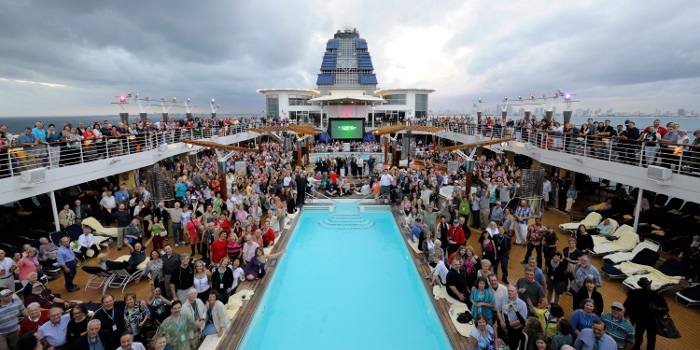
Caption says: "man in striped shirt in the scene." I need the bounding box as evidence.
[0,288,28,350]
[514,199,533,245]
[601,302,635,350]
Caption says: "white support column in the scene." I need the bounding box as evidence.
[633,188,643,231]
[50,191,61,232]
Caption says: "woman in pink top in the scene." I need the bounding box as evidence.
[16,247,42,286]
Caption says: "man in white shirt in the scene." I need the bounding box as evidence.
[0,250,16,291]
[99,191,117,219]
[225,193,237,213]
[78,227,100,261]
[379,169,393,202]
[542,177,552,209]
[488,273,508,308]
[117,333,146,350]
[594,218,616,237]
[431,253,448,285]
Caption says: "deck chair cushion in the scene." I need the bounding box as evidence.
[82,217,119,238]
[678,284,700,301]
[604,241,660,265]
[593,223,631,246]
[601,264,625,277]
[624,269,683,291]
[82,266,110,275]
[559,212,602,231]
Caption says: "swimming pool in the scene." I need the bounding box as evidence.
[237,203,452,349]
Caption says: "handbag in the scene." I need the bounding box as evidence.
[456,310,473,324]
[657,312,681,338]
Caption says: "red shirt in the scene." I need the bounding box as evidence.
[186,221,200,243]
[218,218,231,234]
[263,228,276,246]
[19,309,50,336]
[329,172,338,183]
[643,125,668,137]
[448,225,466,245]
[210,239,228,265]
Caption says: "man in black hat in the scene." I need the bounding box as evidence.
[623,277,667,350]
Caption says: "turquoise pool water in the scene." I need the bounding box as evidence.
[237,203,452,349]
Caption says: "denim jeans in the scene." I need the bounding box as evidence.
[171,223,183,242]
[64,261,77,289]
[202,323,218,336]
[495,255,509,280]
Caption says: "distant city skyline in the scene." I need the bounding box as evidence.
[1,1,699,117]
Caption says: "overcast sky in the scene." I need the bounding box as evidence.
[1,0,699,117]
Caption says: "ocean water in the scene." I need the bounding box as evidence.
[238,203,451,350]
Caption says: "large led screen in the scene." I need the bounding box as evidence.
[328,118,365,139]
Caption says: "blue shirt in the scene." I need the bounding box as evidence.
[534,267,546,285]
[515,205,532,224]
[57,245,76,266]
[88,336,106,350]
[46,130,61,145]
[32,127,47,142]
[409,223,423,241]
[497,296,528,329]
[18,133,37,150]
[0,298,24,333]
[115,190,130,204]
[570,309,601,333]
[573,328,617,350]
[491,207,504,221]
[38,314,70,347]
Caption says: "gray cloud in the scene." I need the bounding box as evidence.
[0,0,699,117]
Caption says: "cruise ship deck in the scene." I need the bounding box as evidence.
[3,120,697,350]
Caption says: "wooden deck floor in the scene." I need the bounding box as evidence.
[42,205,700,350]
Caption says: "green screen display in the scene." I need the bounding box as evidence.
[329,118,365,139]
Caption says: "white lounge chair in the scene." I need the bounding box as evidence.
[592,226,639,256]
[603,241,660,265]
[621,259,685,293]
[676,284,700,307]
[559,212,602,235]
[104,255,149,296]
[590,219,620,246]
[81,217,119,238]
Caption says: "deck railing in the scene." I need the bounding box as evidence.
[409,120,700,177]
[2,118,697,179]
[0,122,285,179]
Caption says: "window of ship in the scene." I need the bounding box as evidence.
[415,94,428,118]
[383,94,407,105]
[288,95,312,106]
[266,94,280,119]
[290,111,309,124]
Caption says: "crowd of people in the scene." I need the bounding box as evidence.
[0,112,692,350]
[414,116,700,173]
[0,115,286,178]
[388,149,673,350]
[0,137,307,350]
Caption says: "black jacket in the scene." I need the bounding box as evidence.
[71,330,116,350]
[92,302,126,346]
